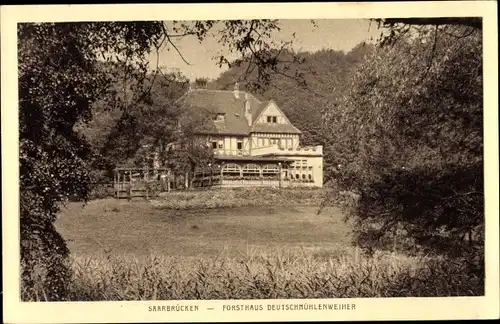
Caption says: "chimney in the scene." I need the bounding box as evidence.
[233,82,240,99]
[244,92,252,126]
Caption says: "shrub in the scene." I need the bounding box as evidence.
[151,187,329,210]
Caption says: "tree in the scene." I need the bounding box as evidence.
[373,18,481,47]
[89,70,189,171]
[323,24,483,259]
[19,20,296,300]
[19,22,166,300]
[158,100,216,188]
[375,18,482,30]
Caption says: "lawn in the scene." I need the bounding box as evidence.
[56,192,352,259]
[35,189,482,301]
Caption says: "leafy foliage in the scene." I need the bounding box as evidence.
[88,71,189,168]
[19,19,299,300]
[18,22,165,300]
[322,25,483,257]
[213,20,307,92]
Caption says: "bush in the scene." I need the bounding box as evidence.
[152,187,329,210]
[353,164,484,257]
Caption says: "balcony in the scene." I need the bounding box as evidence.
[251,144,323,157]
[213,148,248,157]
[212,145,323,158]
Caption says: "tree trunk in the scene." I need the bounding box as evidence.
[167,169,171,192]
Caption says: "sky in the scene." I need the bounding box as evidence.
[148,19,382,81]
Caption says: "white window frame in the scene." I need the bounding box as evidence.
[262,164,279,174]
[223,163,241,172]
[242,163,260,175]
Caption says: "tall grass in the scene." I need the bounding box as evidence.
[22,247,483,301]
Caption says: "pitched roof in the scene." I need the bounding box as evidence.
[177,89,301,135]
[251,123,301,134]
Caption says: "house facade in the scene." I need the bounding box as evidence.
[176,83,324,188]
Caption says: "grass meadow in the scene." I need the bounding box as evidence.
[23,188,482,301]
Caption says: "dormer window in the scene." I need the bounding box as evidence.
[267,116,277,123]
[213,113,225,122]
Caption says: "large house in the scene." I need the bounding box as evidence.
[174,82,324,188]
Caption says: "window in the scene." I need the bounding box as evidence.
[214,113,225,122]
[212,141,217,149]
[270,138,280,145]
[267,116,278,123]
[243,164,259,172]
[262,164,279,178]
[262,164,279,173]
[242,164,260,176]
[218,141,223,149]
[223,163,241,174]
[237,141,243,150]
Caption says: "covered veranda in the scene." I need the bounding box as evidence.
[192,155,313,188]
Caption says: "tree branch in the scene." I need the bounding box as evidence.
[165,33,191,66]
[416,25,439,85]
[380,17,482,30]
[441,26,478,39]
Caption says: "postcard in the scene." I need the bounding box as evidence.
[2,1,499,323]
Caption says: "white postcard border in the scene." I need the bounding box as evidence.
[2,2,499,323]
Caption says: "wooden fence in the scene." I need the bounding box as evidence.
[113,167,175,200]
